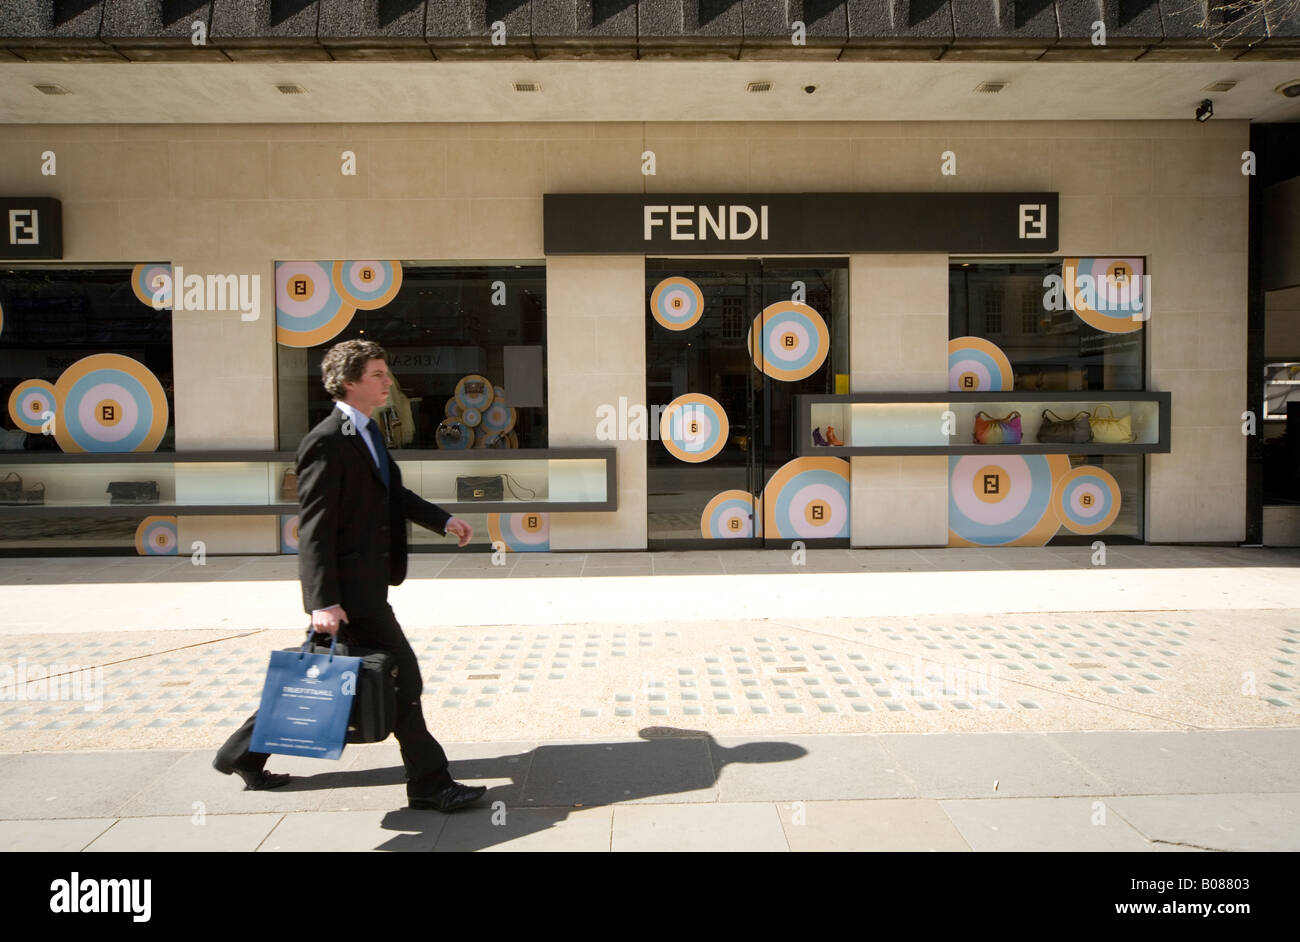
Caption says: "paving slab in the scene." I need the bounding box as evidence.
[434,805,613,852]
[0,817,117,851]
[518,737,718,807]
[880,733,1111,799]
[940,797,1156,852]
[708,735,916,801]
[779,799,972,852]
[611,802,789,852]
[114,750,339,817]
[258,809,447,852]
[84,813,284,852]
[1050,730,1300,795]
[0,750,184,819]
[1107,794,1300,852]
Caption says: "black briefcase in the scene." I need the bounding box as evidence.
[300,633,398,744]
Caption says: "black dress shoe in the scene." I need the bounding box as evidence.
[408,782,487,812]
[213,758,290,791]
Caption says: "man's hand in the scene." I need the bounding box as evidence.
[311,604,348,636]
[446,517,473,548]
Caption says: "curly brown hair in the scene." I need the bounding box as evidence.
[320,339,387,399]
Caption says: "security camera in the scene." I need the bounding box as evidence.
[1195,99,1213,122]
[804,85,817,94]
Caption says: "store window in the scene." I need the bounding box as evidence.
[1,266,174,454]
[276,263,546,451]
[948,259,1147,544]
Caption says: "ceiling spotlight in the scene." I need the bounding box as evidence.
[1195,99,1213,122]
[1276,80,1300,98]
[803,85,817,94]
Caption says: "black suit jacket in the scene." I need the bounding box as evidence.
[296,406,451,618]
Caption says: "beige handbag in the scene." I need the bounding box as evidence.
[1088,404,1135,443]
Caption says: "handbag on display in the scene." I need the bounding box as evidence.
[280,468,298,502]
[106,481,160,504]
[0,471,21,503]
[1037,410,1092,444]
[1089,404,1136,443]
[973,411,1022,446]
[456,475,504,501]
[22,482,44,505]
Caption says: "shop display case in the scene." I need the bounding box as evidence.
[0,448,617,517]
[796,393,1170,456]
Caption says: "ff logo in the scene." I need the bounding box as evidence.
[983,474,1000,495]
[1019,203,1046,240]
[8,209,38,245]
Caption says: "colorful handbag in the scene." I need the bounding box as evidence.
[1089,404,1135,443]
[1037,410,1092,444]
[973,411,1022,445]
[280,469,298,502]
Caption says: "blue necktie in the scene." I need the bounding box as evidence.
[363,420,390,490]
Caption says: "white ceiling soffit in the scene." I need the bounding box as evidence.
[1,60,1299,123]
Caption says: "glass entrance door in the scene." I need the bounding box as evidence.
[645,258,849,549]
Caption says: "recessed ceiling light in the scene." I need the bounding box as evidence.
[1276,80,1300,98]
[33,84,70,95]
[746,81,773,93]
[1203,80,1237,93]
[512,81,541,92]
[974,82,1006,94]
[275,84,308,95]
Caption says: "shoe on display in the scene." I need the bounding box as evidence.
[826,426,844,446]
[812,427,828,446]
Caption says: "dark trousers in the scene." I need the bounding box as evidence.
[216,604,452,797]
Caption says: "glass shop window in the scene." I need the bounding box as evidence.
[276,263,547,451]
[0,267,175,455]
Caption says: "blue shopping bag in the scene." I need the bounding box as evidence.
[249,631,362,761]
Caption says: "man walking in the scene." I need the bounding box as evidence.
[215,339,486,813]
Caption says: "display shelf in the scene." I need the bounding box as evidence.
[796,392,1171,456]
[0,448,617,517]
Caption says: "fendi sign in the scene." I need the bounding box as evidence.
[544,193,1058,254]
[1,198,62,260]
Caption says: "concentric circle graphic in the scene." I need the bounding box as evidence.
[461,407,482,428]
[948,454,1070,547]
[445,397,462,418]
[53,354,168,453]
[762,457,850,540]
[7,379,57,434]
[480,401,516,435]
[331,260,402,310]
[131,264,172,309]
[493,386,507,404]
[454,374,494,413]
[948,337,1013,392]
[280,515,300,554]
[748,301,830,382]
[1065,258,1145,334]
[1052,465,1121,535]
[275,261,356,348]
[659,394,729,463]
[488,512,549,552]
[701,490,762,539]
[135,516,178,556]
[650,277,705,331]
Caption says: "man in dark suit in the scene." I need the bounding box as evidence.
[215,339,486,813]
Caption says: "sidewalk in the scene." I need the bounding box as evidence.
[1,546,1297,851]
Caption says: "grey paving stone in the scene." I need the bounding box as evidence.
[941,797,1156,852]
[434,805,612,852]
[708,734,914,801]
[115,750,337,817]
[612,802,787,852]
[881,733,1110,799]
[0,751,185,820]
[259,809,447,852]
[519,736,717,807]
[84,813,284,852]
[1108,794,1300,852]
[0,817,117,851]
[317,740,536,811]
[1050,731,1300,795]
[780,799,971,852]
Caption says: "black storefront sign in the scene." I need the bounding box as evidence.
[544,192,1058,255]
[1,198,63,260]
